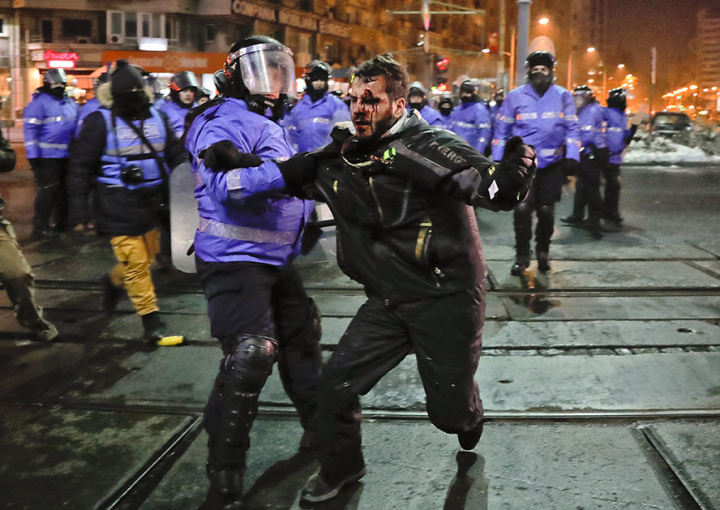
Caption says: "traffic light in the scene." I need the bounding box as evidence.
[435,56,449,73]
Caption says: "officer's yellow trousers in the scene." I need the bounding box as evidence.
[109,229,160,316]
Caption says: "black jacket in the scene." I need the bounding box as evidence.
[67,87,188,236]
[295,112,524,305]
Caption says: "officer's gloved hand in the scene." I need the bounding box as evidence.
[28,158,42,173]
[275,152,318,193]
[564,158,580,177]
[200,140,263,172]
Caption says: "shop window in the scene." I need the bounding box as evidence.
[62,19,92,39]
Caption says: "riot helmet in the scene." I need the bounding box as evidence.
[43,69,68,87]
[304,60,331,102]
[572,85,595,111]
[607,87,627,111]
[526,37,555,95]
[169,71,200,107]
[213,69,227,97]
[438,92,454,116]
[196,87,212,105]
[224,36,297,116]
[408,81,427,111]
[459,80,478,103]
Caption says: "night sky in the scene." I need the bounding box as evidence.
[604,0,718,98]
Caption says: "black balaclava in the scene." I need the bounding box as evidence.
[408,91,425,111]
[111,60,150,120]
[44,85,66,100]
[527,51,554,96]
[439,95,453,116]
[306,70,329,102]
[459,81,478,104]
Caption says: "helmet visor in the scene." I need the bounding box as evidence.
[44,69,67,86]
[235,43,296,98]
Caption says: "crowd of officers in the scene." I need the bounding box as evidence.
[5,33,634,509]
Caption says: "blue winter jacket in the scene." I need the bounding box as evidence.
[408,104,444,127]
[492,83,580,168]
[23,90,78,159]
[185,97,314,266]
[283,93,351,152]
[76,98,103,137]
[160,100,193,138]
[604,107,631,165]
[577,101,606,156]
[448,101,492,153]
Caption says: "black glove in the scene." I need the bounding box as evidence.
[275,152,318,194]
[28,158,42,173]
[564,158,579,177]
[496,136,536,190]
[200,140,263,172]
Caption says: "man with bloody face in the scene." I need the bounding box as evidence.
[203,54,537,503]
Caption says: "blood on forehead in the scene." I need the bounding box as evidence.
[352,75,387,98]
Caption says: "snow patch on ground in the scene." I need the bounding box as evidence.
[625,137,720,165]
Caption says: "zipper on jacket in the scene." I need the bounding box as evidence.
[368,176,384,223]
[415,217,441,288]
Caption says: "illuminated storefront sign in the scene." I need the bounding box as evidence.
[44,50,79,69]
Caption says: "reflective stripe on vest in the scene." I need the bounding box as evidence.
[198,217,299,245]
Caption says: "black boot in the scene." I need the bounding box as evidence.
[141,312,165,342]
[199,469,244,510]
[537,252,551,272]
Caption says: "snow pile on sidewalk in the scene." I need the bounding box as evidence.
[624,136,720,165]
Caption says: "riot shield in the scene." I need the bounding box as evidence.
[169,161,199,273]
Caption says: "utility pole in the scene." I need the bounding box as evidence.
[498,0,506,88]
[649,46,657,114]
[515,0,532,89]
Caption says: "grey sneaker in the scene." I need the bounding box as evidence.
[300,468,366,503]
[31,318,59,341]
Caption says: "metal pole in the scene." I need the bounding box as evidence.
[515,0,532,89]
[567,53,572,90]
[498,0,506,76]
[649,46,656,114]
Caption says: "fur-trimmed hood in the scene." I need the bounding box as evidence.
[96,82,155,108]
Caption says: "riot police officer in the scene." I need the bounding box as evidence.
[68,60,187,343]
[407,81,443,126]
[24,69,78,238]
[0,126,59,341]
[492,37,580,274]
[603,87,635,230]
[562,85,607,239]
[437,91,454,129]
[283,60,351,152]
[448,79,492,154]
[184,37,322,509]
[160,71,200,138]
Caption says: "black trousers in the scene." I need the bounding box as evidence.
[571,154,603,225]
[32,158,68,232]
[197,259,321,474]
[602,163,622,222]
[514,161,563,259]
[317,285,485,482]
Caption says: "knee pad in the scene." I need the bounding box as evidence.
[223,335,277,395]
[514,201,532,221]
[537,204,554,223]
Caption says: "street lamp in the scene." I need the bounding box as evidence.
[538,16,550,25]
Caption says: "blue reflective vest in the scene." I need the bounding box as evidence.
[97,108,166,191]
[185,97,314,266]
[604,107,631,164]
[283,93,351,152]
[160,100,193,138]
[492,83,580,168]
[76,98,103,137]
[407,104,444,127]
[448,101,492,153]
[23,90,78,159]
[577,101,606,156]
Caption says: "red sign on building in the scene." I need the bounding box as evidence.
[44,50,80,69]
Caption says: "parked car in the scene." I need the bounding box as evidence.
[649,111,692,137]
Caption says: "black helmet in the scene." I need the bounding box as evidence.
[169,71,200,92]
[304,60,332,81]
[224,36,297,116]
[607,87,627,110]
[93,72,110,92]
[197,87,211,100]
[459,79,479,102]
[438,92,454,115]
[43,69,67,86]
[573,85,595,110]
[526,36,556,69]
[213,69,227,96]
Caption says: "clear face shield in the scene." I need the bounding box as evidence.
[234,43,297,99]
